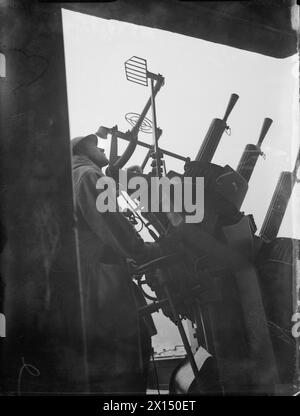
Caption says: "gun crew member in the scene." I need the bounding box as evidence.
[71,133,160,393]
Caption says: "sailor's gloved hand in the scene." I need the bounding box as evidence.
[157,229,185,256]
[133,230,185,270]
[126,258,143,279]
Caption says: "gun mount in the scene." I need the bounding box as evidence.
[94,57,297,395]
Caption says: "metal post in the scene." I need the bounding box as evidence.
[150,78,161,177]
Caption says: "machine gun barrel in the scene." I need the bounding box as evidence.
[260,147,300,242]
[195,93,239,163]
[236,118,273,183]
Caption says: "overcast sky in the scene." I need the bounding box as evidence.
[62,8,299,351]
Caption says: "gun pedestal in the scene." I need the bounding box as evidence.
[130,221,279,394]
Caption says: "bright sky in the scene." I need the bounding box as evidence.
[62,8,299,351]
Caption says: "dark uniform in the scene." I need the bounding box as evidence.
[72,150,159,393]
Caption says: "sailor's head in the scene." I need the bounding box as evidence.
[71,133,109,168]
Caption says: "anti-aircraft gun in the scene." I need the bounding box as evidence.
[96,57,282,395]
